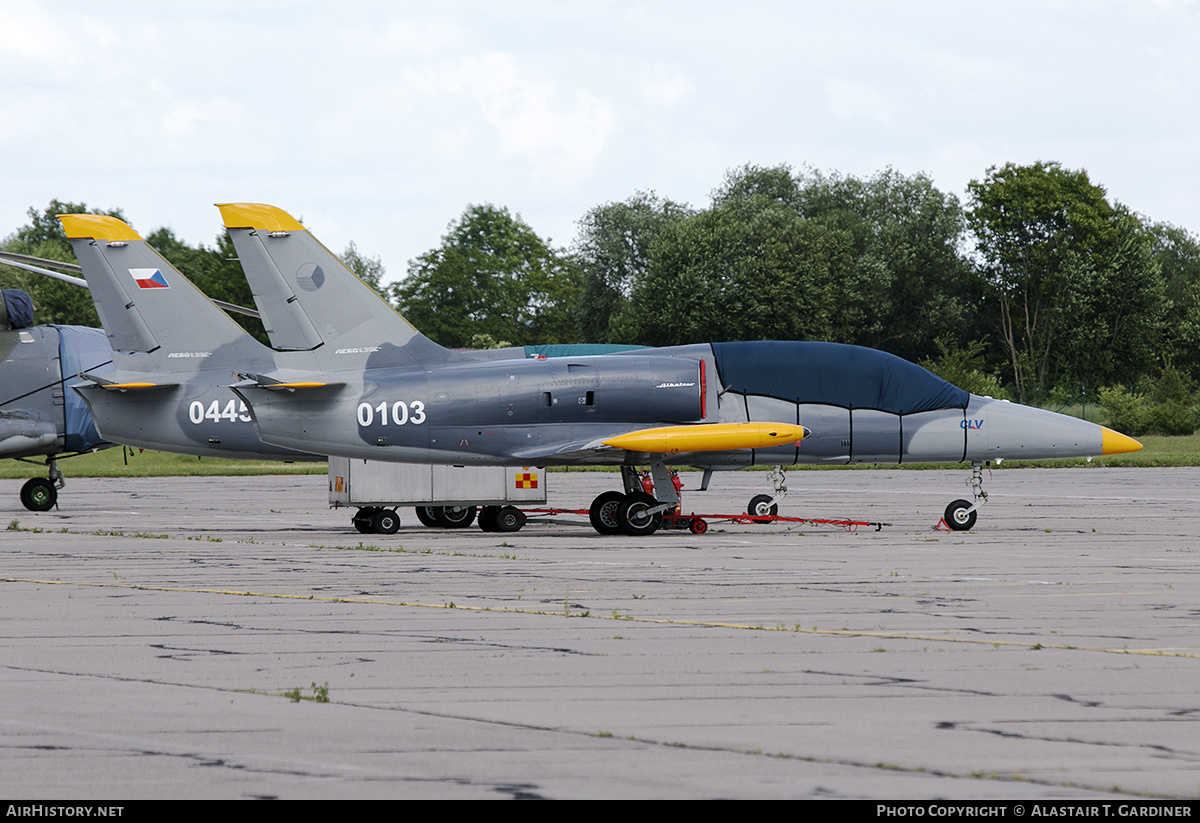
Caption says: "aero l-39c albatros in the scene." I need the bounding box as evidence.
[59,207,1142,535]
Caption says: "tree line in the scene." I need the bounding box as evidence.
[5,161,1200,432]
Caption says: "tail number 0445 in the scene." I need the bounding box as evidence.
[190,399,252,424]
[357,400,427,427]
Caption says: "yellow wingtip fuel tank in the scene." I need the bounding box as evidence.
[603,422,806,455]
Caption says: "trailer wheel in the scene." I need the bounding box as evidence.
[353,507,378,533]
[478,506,500,531]
[371,509,401,535]
[436,505,477,528]
[747,494,778,522]
[415,506,441,528]
[494,506,525,532]
[689,518,708,535]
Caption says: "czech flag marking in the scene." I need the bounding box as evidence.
[130,268,169,289]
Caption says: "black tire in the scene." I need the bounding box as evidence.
[353,507,378,533]
[944,499,977,531]
[478,506,500,532]
[689,518,709,535]
[588,491,626,535]
[436,505,477,528]
[618,492,662,536]
[20,478,56,512]
[494,506,525,532]
[372,509,401,535]
[415,506,442,528]
[747,494,778,522]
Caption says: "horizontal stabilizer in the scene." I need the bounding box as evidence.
[603,422,808,455]
[77,371,177,392]
[231,371,343,391]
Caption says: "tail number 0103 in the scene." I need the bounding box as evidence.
[357,400,427,427]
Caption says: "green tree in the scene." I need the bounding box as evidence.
[792,167,976,362]
[572,192,691,343]
[392,204,581,348]
[0,200,124,326]
[1148,222,1200,381]
[967,161,1163,402]
[340,241,386,297]
[144,228,270,343]
[611,193,862,346]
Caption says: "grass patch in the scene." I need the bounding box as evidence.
[0,447,326,479]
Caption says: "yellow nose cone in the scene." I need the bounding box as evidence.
[1101,427,1143,455]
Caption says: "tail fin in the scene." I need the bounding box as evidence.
[58,213,273,370]
[217,203,459,369]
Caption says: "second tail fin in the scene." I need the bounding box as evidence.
[218,203,459,370]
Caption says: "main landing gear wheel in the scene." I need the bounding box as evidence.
[436,505,477,528]
[589,491,626,536]
[944,499,977,531]
[371,509,401,535]
[747,494,778,522]
[20,478,56,512]
[618,492,662,536]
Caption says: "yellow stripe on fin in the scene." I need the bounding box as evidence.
[57,214,142,241]
[216,203,306,232]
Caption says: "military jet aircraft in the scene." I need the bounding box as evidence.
[214,203,1142,534]
[0,287,112,510]
[60,207,1143,535]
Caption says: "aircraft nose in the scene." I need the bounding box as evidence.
[1101,427,1143,455]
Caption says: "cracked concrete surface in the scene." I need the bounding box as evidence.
[1,467,1197,798]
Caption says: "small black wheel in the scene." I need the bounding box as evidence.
[353,507,378,533]
[436,505,477,528]
[747,494,778,522]
[372,509,401,535]
[20,478,56,512]
[588,491,626,535]
[618,492,662,536]
[944,499,977,531]
[478,506,500,532]
[415,506,441,528]
[689,518,709,535]
[494,506,525,532]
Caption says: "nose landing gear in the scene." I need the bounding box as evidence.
[940,461,987,531]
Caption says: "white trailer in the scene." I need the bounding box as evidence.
[329,458,547,534]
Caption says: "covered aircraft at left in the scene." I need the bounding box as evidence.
[0,288,113,510]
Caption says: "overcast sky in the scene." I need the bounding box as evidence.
[4,1,1198,285]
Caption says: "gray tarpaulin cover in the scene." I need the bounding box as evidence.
[2,289,34,329]
[50,324,113,452]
